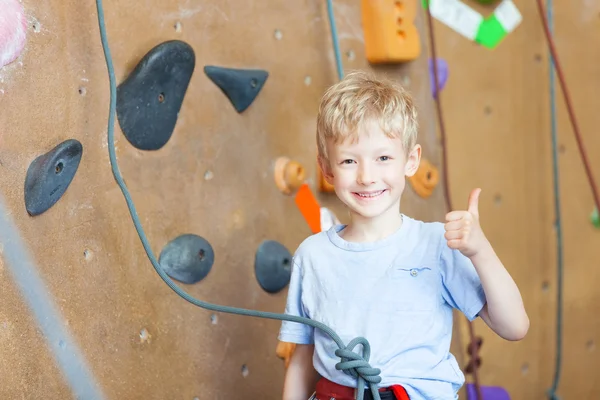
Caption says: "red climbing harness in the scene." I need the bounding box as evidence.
[313,377,410,400]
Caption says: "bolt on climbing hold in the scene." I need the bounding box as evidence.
[254,240,292,294]
[276,340,297,368]
[116,40,195,151]
[204,65,269,113]
[158,234,214,284]
[24,139,83,216]
[591,208,600,229]
[295,184,322,234]
[407,158,439,198]
[320,207,340,231]
[317,160,335,193]
[274,157,305,195]
[361,0,421,63]
[429,58,448,98]
[0,0,27,68]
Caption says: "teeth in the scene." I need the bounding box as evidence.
[357,190,384,198]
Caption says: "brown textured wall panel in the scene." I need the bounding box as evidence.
[551,1,600,398]
[0,1,449,399]
[429,0,600,399]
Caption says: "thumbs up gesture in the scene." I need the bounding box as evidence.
[444,188,489,258]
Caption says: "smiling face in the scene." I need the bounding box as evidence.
[320,119,421,223]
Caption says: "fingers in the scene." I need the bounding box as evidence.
[445,210,473,222]
[444,229,463,241]
[444,220,465,232]
[444,217,473,243]
[446,239,463,250]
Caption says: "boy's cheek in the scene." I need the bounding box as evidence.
[332,172,353,186]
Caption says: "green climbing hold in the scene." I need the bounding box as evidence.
[591,208,600,229]
[475,14,507,49]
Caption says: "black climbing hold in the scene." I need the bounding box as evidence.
[24,139,83,216]
[159,234,214,284]
[254,240,292,294]
[117,40,195,151]
[204,66,268,113]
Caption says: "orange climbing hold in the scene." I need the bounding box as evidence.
[408,158,439,198]
[317,163,335,193]
[295,183,321,233]
[276,341,297,368]
[274,157,306,195]
[361,0,421,63]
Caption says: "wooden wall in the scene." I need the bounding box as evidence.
[3,0,598,399]
[0,1,447,399]
[430,0,600,399]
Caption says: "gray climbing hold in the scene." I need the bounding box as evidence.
[254,240,292,294]
[159,234,214,284]
[24,139,83,216]
[204,65,268,113]
[117,40,196,151]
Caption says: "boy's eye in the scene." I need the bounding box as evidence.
[379,156,390,161]
[341,159,355,164]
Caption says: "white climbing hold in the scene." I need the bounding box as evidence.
[320,207,340,231]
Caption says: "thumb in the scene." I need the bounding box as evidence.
[467,188,481,216]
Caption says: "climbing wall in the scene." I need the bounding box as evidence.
[0,1,449,399]
[428,0,600,399]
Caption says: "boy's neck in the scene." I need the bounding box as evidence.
[340,210,404,243]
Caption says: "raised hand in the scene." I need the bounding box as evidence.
[444,188,489,258]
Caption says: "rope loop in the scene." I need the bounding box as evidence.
[335,337,382,386]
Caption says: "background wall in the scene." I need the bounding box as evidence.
[428,0,600,399]
[0,0,598,399]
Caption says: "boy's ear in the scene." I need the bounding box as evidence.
[404,144,422,177]
[318,156,334,184]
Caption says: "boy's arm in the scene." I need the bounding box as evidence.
[282,344,320,400]
[279,255,318,398]
[444,188,529,341]
[468,243,529,341]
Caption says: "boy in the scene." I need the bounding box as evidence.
[278,71,529,400]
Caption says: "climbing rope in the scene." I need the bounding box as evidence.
[422,4,484,400]
[536,0,600,397]
[543,3,563,399]
[427,1,599,399]
[93,0,382,399]
[327,0,344,81]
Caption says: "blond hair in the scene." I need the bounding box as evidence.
[316,70,418,163]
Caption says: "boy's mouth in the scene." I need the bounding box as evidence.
[353,189,387,199]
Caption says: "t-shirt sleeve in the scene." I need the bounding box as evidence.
[438,231,487,321]
[278,257,314,344]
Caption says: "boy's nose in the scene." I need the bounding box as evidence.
[357,166,375,185]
